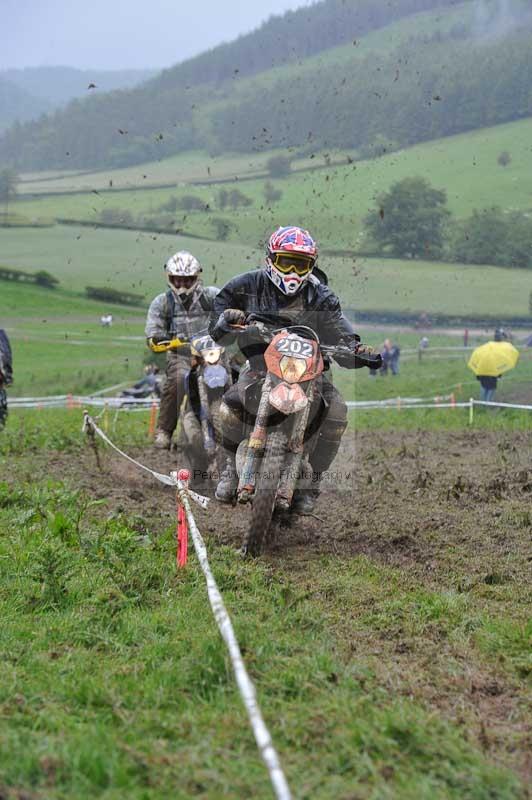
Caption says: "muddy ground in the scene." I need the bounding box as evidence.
[60,429,532,585]
[29,429,532,786]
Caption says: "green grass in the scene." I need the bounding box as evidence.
[2,223,532,318]
[0,282,147,395]
[16,115,532,249]
[2,278,531,404]
[0,225,260,297]
[0,430,528,798]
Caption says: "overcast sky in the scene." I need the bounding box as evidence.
[1,0,306,71]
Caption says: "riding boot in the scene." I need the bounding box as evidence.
[292,471,321,515]
[215,453,238,503]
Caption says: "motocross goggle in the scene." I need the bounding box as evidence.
[270,252,316,276]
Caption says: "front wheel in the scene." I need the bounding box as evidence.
[243,431,286,557]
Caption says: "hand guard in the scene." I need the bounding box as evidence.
[355,344,377,357]
[223,308,247,326]
[354,344,382,370]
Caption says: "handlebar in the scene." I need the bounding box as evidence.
[226,318,380,364]
[148,337,189,353]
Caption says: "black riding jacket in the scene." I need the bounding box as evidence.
[209,269,361,370]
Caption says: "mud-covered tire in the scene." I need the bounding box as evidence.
[243,431,285,557]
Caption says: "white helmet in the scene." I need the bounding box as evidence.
[165,251,202,297]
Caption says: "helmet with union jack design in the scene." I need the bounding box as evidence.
[265,225,318,296]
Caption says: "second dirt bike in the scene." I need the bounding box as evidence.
[180,331,231,482]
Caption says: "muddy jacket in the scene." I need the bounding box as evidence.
[145,284,219,342]
[0,330,13,386]
[208,269,361,369]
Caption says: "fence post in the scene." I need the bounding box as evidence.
[469,398,474,426]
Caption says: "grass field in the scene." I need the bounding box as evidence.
[2,225,532,319]
[0,406,530,798]
[13,114,532,259]
[2,279,530,409]
[0,282,147,395]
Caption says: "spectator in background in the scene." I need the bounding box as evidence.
[478,374,498,403]
[418,335,429,362]
[476,328,508,403]
[463,328,469,347]
[389,342,400,375]
[381,339,400,375]
[0,329,13,429]
[381,339,392,375]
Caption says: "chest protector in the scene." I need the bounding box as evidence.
[166,289,212,339]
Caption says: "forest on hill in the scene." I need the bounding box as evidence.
[0,78,51,132]
[1,0,531,170]
[0,67,155,133]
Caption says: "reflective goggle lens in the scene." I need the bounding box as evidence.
[273,253,314,276]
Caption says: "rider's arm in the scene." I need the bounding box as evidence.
[318,294,381,369]
[145,294,170,341]
[208,277,247,344]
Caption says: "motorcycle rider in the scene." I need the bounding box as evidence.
[208,225,381,513]
[0,329,13,429]
[145,251,218,449]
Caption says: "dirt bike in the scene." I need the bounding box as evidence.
[231,315,381,556]
[151,332,231,483]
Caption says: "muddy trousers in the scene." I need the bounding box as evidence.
[157,352,189,435]
[219,374,348,478]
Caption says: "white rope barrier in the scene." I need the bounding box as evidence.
[350,402,471,410]
[8,394,532,414]
[175,475,292,800]
[82,413,292,800]
[473,399,532,411]
[9,395,159,409]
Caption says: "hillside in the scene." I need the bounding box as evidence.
[1,222,531,319]
[2,66,157,108]
[1,0,515,170]
[13,116,532,254]
[0,77,51,132]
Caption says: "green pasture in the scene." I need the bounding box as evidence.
[1,225,532,319]
[14,115,532,260]
[0,282,146,395]
[0,407,530,797]
[2,279,530,420]
[0,226,259,298]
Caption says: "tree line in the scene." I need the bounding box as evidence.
[365,176,532,269]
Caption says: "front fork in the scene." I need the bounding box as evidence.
[238,374,272,502]
[275,391,312,511]
[237,376,314,509]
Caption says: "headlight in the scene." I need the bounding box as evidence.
[204,348,222,364]
[279,356,307,383]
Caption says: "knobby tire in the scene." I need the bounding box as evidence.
[244,431,286,557]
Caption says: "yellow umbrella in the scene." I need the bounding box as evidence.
[468,341,520,377]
